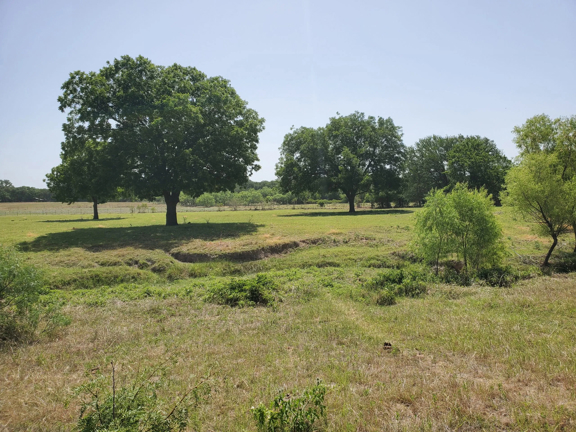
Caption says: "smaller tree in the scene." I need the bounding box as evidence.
[414,184,504,272]
[46,140,121,220]
[413,189,456,274]
[513,114,576,250]
[449,184,505,269]
[503,153,576,266]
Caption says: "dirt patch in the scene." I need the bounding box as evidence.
[26,232,37,237]
[171,240,303,263]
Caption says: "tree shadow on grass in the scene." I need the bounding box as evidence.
[41,217,126,223]
[19,222,261,252]
[278,209,414,218]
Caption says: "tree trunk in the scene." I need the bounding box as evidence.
[92,197,99,220]
[347,194,356,213]
[543,235,558,267]
[164,191,180,226]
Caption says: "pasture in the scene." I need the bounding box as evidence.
[1,203,576,431]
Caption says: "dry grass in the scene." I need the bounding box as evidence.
[1,275,575,431]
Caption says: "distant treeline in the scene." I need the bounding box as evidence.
[161,180,347,207]
[0,180,53,202]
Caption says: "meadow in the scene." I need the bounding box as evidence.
[1,203,575,431]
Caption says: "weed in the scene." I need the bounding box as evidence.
[252,379,327,432]
[375,291,396,306]
[205,273,278,307]
[74,361,210,432]
[0,246,69,342]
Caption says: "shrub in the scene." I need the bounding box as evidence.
[375,291,396,306]
[476,265,538,287]
[364,267,429,303]
[392,280,427,298]
[0,246,69,342]
[252,379,327,432]
[196,193,216,207]
[75,362,210,432]
[414,184,505,273]
[205,274,277,307]
[364,269,404,289]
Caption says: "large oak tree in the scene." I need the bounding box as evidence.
[276,112,405,213]
[57,55,264,225]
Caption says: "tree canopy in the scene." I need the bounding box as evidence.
[404,135,510,205]
[504,152,576,266]
[403,135,457,204]
[507,114,576,257]
[447,136,511,205]
[46,139,121,220]
[56,55,264,225]
[276,112,405,212]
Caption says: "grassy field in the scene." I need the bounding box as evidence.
[1,203,576,431]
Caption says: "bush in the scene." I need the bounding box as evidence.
[196,193,216,207]
[475,265,538,287]
[414,185,505,273]
[75,362,210,432]
[0,246,69,342]
[375,291,396,306]
[392,280,427,298]
[205,274,277,307]
[364,266,429,302]
[364,269,404,289]
[252,379,327,432]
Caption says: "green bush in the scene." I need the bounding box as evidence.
[414,185,505,273]
[252,379,327,432]
[364,267,429,302]
[0,246,69,342]
[205,274,277,307]
[476,265,537,287]
[375,291,396,306]
[364,269,404,289]
[392,280,427,298]
[75,363,210,432]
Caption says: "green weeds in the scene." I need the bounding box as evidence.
[205,273,278,307]
[252,379,327,432]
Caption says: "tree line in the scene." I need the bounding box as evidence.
[0,180,53,203]
[45,56,514,223]
[44,55,576,269]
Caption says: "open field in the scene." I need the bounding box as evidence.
[1,204,576,431]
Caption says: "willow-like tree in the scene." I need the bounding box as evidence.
[57,55,264,225]
[276,112,405,213]
[512,114,576,251]
[414,184,504,273]
[504,152,576,266]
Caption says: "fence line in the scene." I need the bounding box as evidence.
[0,203,351,217]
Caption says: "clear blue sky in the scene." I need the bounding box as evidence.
[1,0,575,188]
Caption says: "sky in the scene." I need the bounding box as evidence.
[1,0,575,188]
